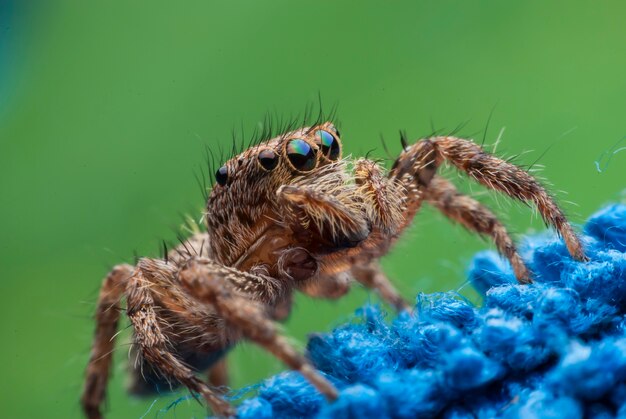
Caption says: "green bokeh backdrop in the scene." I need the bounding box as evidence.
[1,1,624,418]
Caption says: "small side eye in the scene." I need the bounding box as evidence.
[315,130,341,161]
[285,139,317,172]
[215,165,228,186]
[257,148,278,171]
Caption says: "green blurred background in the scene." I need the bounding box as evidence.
[1,1,624,418]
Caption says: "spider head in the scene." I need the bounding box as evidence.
[211,122,342,187]
[205,122,346,265]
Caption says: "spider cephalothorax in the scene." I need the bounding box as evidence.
[206,123,352,267]
[82,120,587,418]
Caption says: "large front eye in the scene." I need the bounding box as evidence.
[285,139,317,171]
[315,129,341,161]
[215,165,228,186]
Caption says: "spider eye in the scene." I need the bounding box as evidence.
[215,166,228,186]
[315,129,341,161]
[285,139,317,172]
[257,149,278,171]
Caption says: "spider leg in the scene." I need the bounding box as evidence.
[425,176,531,283]
[126,261,234,417]
[349,159,410,310]
[354,158,405,236]
[390,136,587,270]
[351,261,411,311]
[81,264,134,419]
[178,257,339,402]
[207,358,229,388]
[271,293,294,321]
[277,184,370,246]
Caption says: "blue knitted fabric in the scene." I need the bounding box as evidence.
[237,204,626,419]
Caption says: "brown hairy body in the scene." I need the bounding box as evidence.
[81,120,587,418]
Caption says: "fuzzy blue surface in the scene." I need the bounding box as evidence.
[236,204,626,419]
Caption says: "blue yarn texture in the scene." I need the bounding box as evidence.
[237,204,626,419]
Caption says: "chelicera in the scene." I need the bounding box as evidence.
[81,120,587,418]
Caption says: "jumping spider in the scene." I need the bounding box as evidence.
[81,121,587,418]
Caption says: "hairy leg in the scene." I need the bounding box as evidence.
[132,257,335,409]
[390,136,587,266]
[353,158,405,236]
[425,176,531,283]
[126,258,230,397]
[81,264,134,419]
[297,266,409,313]
[178,258,339,402]
[277,184,369,246]
[349,159,411,310]
[351,261,411,311]
[126,262,234,416]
